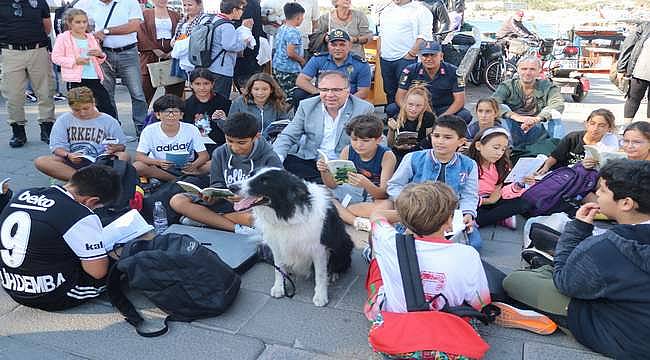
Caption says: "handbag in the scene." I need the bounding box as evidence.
[367,233,495,359]
[307,13,330,54]
[147,60,185,87]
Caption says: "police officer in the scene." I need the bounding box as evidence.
[389,41,472,124]
[293,28,372,107]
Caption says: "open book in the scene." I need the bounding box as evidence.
[166,151,190,168]
[444,210,465,237]
[394,131,419,146]
[583,145,626,169]
[74,153,113,164]
[318,150,357,185]
[176,181,235,198]
[505,154,548,184]
[102,209,154,251]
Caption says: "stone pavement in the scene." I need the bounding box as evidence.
[0,75,631,359]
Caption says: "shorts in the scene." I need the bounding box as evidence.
[185,193,235,213]
[333,183,373,206]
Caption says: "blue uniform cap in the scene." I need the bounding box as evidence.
[327,28,351,42]
[418,41,442,55]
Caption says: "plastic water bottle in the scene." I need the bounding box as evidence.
[153,201,168,235]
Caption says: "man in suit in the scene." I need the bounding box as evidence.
[273,70,374,183]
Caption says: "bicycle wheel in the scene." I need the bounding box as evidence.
[484,60,517,91]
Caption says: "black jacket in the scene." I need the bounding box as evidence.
[420,0,450,34]
[618,21,650,76]
[553,220,650,359]
[233,0,266,80]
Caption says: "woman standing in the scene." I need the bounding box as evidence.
[318,0,372,57]
[618,21,650,123]
[138,0,184,105]
[170,0,208,77]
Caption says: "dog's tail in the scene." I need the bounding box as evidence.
[322,206,354,274]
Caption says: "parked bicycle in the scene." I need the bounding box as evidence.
[467,40,517,91]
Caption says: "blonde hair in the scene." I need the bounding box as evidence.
[64,8,88,25]
[67,87,95,107]
[396,86,434,131]
[395,181,458,236]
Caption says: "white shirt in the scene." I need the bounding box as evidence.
[372,217,491,313]
[378,1,433,61]
[155,17,173,39]
[318,102,345,160]
[77,0,144,48]
[136,122,206,161]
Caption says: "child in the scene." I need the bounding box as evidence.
[183,68,231,152]
[370,181,491,312]
[466,98,504,140]
[272,2,306,103]
[51,9,117,119]
[169,112,283,233]
[621,121,650,161]
[503,160,650,358]
[536,108,618,175]
[34,87,128,181]
[468,127,532,229]
[387,115,482,249]
[386,86,436,163]
[317,115,396,231]
[229,72,291,136]
[134,94,209,182]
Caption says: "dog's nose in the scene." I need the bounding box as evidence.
[229,184,241,194]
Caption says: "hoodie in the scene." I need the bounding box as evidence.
[553,220,650,359]
[209,138,282,188]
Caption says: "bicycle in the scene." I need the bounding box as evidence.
[468,40,518,91]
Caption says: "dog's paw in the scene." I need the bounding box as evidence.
[329,273,340,283]
[312,293,328,307]
[270,285,285,298]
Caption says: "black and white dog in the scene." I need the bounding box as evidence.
[231,168,354,306]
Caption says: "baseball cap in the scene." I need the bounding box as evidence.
[328,29,351,42]
[418,41,442,55]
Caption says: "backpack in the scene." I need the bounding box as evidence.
[188,16,233,68]
[54,0,81,35]
[107,233,241,337]
[94,155,139,225]
[521,163,599,217]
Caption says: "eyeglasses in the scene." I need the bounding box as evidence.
[160,109,182,116]
[318,87,347,94]
[12,0,22,17]
[619,139,649,148]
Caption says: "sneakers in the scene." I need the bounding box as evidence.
[179,216,207,227]
[24,91,37,103]
[354,217,371,232]
[492,302,557,335]
[361,245,372,264]
[53,92,67,102]
[234,224,258,235]
[499,216,517,230]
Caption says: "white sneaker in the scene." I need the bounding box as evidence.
[234,224,258,235]
[353,217,372,232]
[180,216,207,227]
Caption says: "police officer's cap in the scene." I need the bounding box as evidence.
[418,41,442,55]
[327,29,351,43]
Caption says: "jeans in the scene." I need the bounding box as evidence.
[101,47,147,134]
[500,105,565,147]
[477,197,532,227]
[380,57,416,105]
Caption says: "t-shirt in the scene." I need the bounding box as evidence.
[0,0,50,44]
[272,24,303,73]
[74,38,98,79]
[136,122,207,161]
[550,131,618,169]
[371,217,491,313]
[49,111,127,158]
[0,186,106,307]
[182,94,230,147]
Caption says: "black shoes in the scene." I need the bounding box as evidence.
[40,122,53,144]
[9,124,27,148]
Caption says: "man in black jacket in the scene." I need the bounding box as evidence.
[503,159,650,359]
[419,0,450,35]
[618,21,650,123]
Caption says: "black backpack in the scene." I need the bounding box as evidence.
[107,233,241,337]
[94,155,139,225]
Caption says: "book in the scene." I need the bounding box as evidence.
[166,151,190,168]
[394,131,419,146]
[583,144,627,169]
[318,150,357,185]
[444,210,465,237]
[176,181,235,198]
[505,154,548,184]
[73,152,113,164]
[268,119,290,126]
[102,209,154,251]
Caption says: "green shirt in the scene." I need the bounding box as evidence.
[491,78,564,122]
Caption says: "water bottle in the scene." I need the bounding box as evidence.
[153,201,168,235]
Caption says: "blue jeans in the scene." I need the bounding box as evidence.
[380,57,416,105]
[500,105,565,147]
[101,47,147,134]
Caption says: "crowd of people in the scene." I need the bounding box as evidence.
[1,0,650,358]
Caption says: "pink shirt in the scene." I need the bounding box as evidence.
[478,163,527,206]
[51,31,106,83]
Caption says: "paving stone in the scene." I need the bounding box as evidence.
[0,336,84,360]
[523,341,612,359]
[256,344,342,360]
[333,275,367,314]
[239,298,371,358]
[194,289,270,333]
[0,288,19,316]
[482,336,524,360]
[0,302,265,360]
[480,237,522,269]
[478,324,593,352]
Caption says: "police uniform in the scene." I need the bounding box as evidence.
[398,61,464,111]
[0,186,107,311]
[302,52,372,94]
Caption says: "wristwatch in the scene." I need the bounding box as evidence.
[103,28,110,35]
